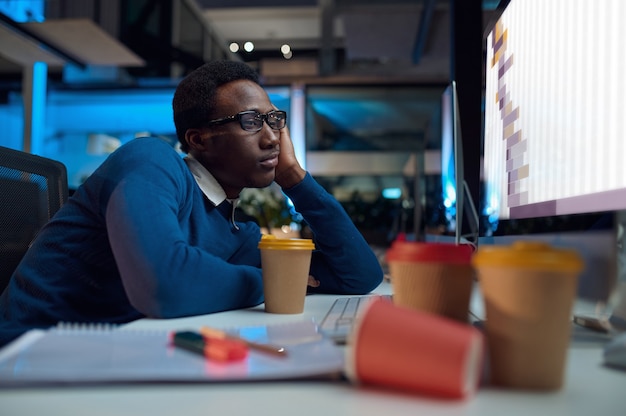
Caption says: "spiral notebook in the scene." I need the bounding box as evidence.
[0,321,344,386]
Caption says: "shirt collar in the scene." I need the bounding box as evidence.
[183,155,235,206]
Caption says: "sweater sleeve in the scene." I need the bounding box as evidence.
[283,173,384,294]
[101,140,264,318]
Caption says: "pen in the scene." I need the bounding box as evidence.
[200,326,288,358]
[172,331,249,362]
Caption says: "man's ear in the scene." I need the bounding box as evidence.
[185,128,208,152]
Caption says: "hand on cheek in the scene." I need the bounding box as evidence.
[275,127,306,189]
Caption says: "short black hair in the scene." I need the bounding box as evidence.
[172,60,260,153]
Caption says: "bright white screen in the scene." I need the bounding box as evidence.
[483,0,626,221]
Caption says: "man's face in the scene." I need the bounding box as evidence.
[195,80,281,198]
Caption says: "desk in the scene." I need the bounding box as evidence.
[0,282,624,416]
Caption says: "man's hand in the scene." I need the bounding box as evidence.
[274,126,306,189]
[307,275,321,288]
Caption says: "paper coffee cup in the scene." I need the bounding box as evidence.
[386,238,475,322]
[258,235,315,314]
[345,298,484,399]
[472,241,584,390]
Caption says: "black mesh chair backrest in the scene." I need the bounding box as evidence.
[0,146,69,292]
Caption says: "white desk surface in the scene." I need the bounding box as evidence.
[0,281,624,416]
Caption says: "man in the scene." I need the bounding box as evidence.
[0,61,383,347]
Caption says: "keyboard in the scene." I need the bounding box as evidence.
[318,295,392,344]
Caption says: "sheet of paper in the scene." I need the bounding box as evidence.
[0,321,344,386]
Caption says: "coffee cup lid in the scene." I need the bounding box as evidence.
[471,241,583,272]
[257,234,315,250]
[386,239,474,264]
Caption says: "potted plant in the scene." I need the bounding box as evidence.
[238,183,301,238]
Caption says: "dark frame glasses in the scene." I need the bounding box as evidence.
[205,110,287,132]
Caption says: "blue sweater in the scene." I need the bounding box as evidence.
[0,138,383,346]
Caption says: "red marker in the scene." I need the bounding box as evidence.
[172,331,248,362]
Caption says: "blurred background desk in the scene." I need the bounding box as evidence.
[0,281,623,416]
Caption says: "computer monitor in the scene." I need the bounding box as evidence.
[483,0,626,225]
[440,81,479,246]
[481,0,626,323]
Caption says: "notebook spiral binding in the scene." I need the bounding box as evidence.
[53,322,168,335]
[55,322,120,331]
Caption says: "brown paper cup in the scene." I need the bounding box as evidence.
[390,262,474,322]
[258,236,315,314]
[386,239,475,323]
[472,242,584,390]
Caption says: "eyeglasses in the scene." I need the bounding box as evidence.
[205,110,287,132]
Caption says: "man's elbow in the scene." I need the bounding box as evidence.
[340,267,384,295]
[125,283,185,319]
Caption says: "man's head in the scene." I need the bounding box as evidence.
[172,60,260,153]
[172,60,287,199]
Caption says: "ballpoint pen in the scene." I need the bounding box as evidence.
[172,331,249,362]
[200,326,288,358]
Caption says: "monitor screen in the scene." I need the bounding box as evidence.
[440,82,479,245]
[440,82,465,244]
[482,0,626,228]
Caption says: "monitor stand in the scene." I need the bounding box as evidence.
[609,210,626,330]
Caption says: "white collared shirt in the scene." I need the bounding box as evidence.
[184,154,240,229]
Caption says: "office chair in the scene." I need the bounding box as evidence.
[0,146,69,293]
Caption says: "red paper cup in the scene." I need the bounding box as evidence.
[345,298,484,399]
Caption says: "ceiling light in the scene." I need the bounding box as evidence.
[229,42,239,53]
[243,41,254,52]
[280,44,291,55]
